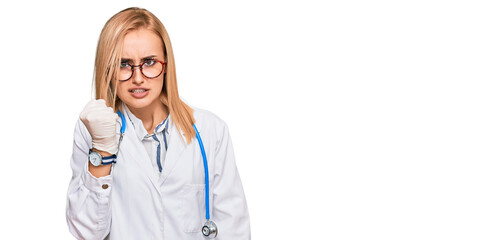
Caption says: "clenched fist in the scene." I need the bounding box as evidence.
[79,99,119,155]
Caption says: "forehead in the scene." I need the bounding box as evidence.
[121,28,164,59]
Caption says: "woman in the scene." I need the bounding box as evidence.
[66,7,250,240]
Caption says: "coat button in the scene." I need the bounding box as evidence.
[102,184,109,189]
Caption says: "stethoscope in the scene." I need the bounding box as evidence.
[117,110,218,238]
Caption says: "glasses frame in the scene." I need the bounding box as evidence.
[118,59,167,82]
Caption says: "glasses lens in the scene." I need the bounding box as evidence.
[142,60,164,78]
[119,64,132,81]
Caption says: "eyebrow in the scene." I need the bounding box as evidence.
[121,55,158,62]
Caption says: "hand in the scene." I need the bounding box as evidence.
[79,99,119,155]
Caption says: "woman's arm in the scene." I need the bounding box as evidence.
[66,118,113,240]
[212,121,251,239]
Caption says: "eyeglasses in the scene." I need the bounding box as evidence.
[118,59,166,82]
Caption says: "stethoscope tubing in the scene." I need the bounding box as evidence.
[193,123,210,220]
[117,111,126,134]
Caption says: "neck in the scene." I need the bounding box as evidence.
[127,100,169,134]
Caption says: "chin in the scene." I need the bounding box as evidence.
[125,100,153,110]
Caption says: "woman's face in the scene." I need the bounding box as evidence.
[116,28,166,111]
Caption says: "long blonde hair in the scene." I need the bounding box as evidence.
[93,7,195,144]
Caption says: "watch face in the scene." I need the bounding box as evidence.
[89,152,102,166]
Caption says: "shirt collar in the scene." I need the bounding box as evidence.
[121,102,170,140]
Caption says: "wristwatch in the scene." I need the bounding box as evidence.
[88,149,117,166]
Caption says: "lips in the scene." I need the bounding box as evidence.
[128,88,149,98]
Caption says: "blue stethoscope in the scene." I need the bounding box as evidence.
[117,110,218,238]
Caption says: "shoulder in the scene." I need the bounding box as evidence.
[191,106,227,129]
[190,105,230,142]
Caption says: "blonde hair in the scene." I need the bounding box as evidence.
[93,7,195,144]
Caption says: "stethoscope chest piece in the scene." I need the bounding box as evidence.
[202,220,218,238]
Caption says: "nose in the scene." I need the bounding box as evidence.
[131,66,144,84]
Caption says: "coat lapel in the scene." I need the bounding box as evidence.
[116,109,191,187]
[158,117,190,185]
[117,117,162,195]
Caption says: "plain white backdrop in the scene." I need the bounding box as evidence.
[0,0,502,239]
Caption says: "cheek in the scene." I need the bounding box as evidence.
[116,84,130,100]
[152,78,165,94]
[117,85,126,96]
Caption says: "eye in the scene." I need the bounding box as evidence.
[120,61,130,68]
[144,59,156,67]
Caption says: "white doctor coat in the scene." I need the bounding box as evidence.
[66,106,251,240]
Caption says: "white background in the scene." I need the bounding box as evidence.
[0,0,502,239]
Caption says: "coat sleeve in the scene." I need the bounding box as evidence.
[211,121,251,239]
[66,118,113,240]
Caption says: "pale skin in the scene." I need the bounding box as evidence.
[89,28,169,178]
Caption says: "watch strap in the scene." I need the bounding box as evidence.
[102,155,117,165]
